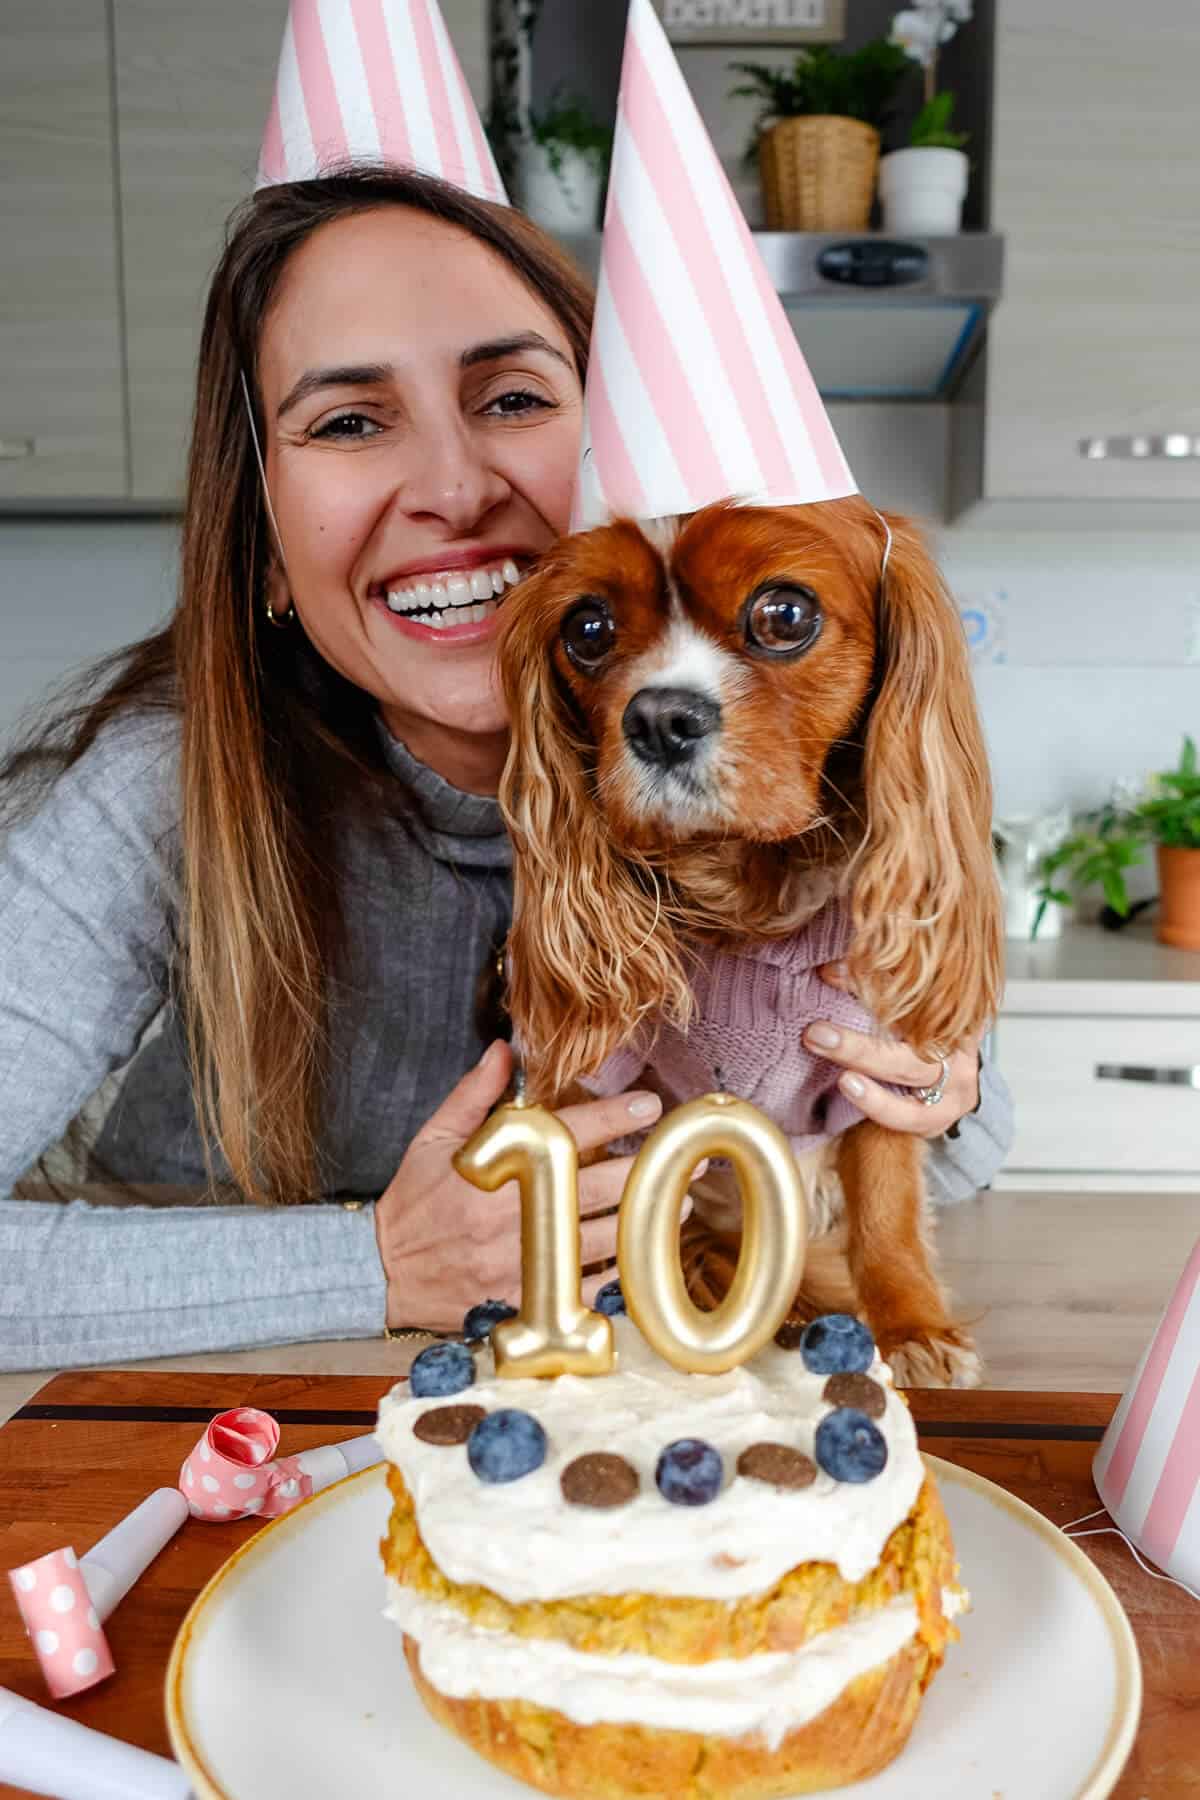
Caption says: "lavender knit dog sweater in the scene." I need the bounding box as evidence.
[586,901,883,1153]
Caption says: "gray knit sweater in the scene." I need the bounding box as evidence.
[0,712,1012,1370]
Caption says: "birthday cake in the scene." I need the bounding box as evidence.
[376,1296,964,1799]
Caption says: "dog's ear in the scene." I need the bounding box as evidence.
[847,513,1003,1055]
[497,567,690,1098]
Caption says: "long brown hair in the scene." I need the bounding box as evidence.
[1,167,594,1203]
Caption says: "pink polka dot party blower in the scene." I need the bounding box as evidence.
[7,1406,380,1700]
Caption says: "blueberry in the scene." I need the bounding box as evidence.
[594,1280,626,1317]
[410,1341,476,1399]
[799,1314,875,1376]
[467,1409,547,1484]
[462,1298,518,1342]
[655,1438,723,1506]
[814,1407,889,1484]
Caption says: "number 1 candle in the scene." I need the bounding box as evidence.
[452,1077,614,1379]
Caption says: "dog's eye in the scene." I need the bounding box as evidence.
[560,598,616,672]
[744,585,822,656]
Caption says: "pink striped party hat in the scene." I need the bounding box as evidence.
[1092,1237,1200,1595]
[572,0,856,532]
[257,0,506,204]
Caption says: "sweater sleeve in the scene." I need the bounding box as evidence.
[0,1196,387,1370]
[0,714,387,1370]
[925,1051,1014,1206]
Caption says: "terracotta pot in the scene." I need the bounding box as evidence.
[1156,844,1200,950]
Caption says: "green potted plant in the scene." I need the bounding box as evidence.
[488,5,609,232]
[1033,737,1200,949]
[880,2,973,233]
[516,90,612,233]
[729,40,910,231]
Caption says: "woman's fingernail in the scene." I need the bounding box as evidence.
[477,1041,496,1069]
[807,1023,841,1049]
[627,1094,662,1119]
[829,960,850,983]
[694,1158,710,1177]
[841,1073,866,1099]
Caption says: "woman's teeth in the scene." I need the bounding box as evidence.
[384,558,523,627]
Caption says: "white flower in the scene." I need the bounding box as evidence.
[890,0,973,65]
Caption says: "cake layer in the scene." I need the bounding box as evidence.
[390,1579,929,1748]
[376,1315,924,1603]
[381,1466,957,1662]
[403,1633,939,1800]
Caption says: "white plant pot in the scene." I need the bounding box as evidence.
[514,140,603,234]
[878,146,968,235]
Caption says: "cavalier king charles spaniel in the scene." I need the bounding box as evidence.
[497,494,1002,1387]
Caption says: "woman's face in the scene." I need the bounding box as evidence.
[257,206,583,781]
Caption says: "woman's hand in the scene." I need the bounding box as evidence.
[374,1040,663,1331]
[804,962,981,1140]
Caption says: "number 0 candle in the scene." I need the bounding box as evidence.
[618,1093,809,1375]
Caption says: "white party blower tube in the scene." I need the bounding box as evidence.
[79,1489,189,1622]
[0,1686,192,1800]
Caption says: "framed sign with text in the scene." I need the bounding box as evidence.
[651,0,846,45]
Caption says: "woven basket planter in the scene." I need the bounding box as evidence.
[758,115,880,232]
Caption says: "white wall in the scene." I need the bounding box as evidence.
[2,515,1195,826]
[937,528,1199,819]
[0,521,178,749]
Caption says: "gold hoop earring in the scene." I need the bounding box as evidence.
[265,597,295,629]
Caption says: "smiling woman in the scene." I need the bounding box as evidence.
[0,168,669,1367]
[0,167,1011,1373]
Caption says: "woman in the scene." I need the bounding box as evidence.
[0,169,1010,1371]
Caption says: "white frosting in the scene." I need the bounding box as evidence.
[387,1579,922,1749]
[377,1316,924,1602]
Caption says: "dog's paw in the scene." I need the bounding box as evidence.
[885,1328,982,1390]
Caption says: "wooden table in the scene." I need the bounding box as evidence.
[0,1376,1195,1800]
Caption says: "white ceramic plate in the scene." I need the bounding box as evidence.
[166,1456,1141,1800]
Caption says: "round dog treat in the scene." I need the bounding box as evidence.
[413,1405,488,1446]
[736,1442,818,1490]
[823,1372,887,1418]
[561,1452,639,1509]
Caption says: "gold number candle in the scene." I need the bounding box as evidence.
[453,1089,614,1379]
[618,1093,809,1375]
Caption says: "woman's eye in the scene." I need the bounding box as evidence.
[310,412,383,441]
[744,585,822,656]
[560,598,616,672]
[485,388,553,417]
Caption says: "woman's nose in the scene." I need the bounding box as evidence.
[393,419,510,533]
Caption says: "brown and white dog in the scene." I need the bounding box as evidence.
[497,495,1003,1386]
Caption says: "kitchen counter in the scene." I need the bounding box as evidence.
[2,1188,1195,1426]
[1004,917,1200,1012]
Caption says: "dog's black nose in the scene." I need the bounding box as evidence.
[623,687,721,769]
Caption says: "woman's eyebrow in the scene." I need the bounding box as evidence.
[276,362,394,420]
[460,332,571,371]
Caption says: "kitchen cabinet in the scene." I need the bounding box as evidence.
[955,0,1200,514]
[1,0,490,510]
[0,0,127,501]
[114,0,491,504]
[995,925,1200,1192]
[113,0,282,501]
